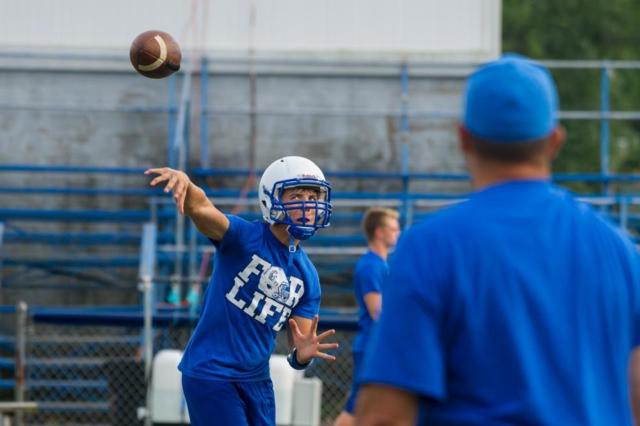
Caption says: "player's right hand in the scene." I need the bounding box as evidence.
[145,167,191,215]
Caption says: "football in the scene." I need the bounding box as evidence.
[129,30,181,79]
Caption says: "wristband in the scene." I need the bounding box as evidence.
[287,348,312,370]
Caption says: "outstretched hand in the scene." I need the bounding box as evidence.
[145,167,191,215]
[288,315,339,364]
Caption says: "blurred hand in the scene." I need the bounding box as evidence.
[289,315,339,364]
[145,167,191,215]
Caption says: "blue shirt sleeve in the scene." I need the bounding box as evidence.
[611,226,640,347]
[625,241,640,347]
[356,260,384,297]
[212,215,257,255]
[359,229,448,400]
[291,262,321,319]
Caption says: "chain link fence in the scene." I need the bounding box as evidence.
[15,310,356,426]
[24,324,145,426]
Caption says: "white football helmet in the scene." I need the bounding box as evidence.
[258,156,332,240]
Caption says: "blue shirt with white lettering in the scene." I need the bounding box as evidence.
[353,250,387,353]
[179,215,321,381]
[361,180,640,425]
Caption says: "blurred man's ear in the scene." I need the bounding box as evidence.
[546,126,566,160]
[457,124,474,155]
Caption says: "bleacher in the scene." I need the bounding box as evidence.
[3,165,640,299]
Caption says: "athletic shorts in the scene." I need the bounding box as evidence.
[182,374,275,426]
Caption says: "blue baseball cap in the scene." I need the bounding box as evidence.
[463,54,559,143]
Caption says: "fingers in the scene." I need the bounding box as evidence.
[144,167,166,176]
[145,167,189,214]
[145,167,176,188]
[148,173,171,187]
[171,179,187,212]
[164,174,179,193]
[315,328,336,341]
[178,183,188,215]
[317,342,339,351]
[173,180,186,198]
[176,192,184,215]
[314,351,337,362]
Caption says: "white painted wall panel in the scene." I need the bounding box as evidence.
[0,0,500,58]
[1,0,192,50]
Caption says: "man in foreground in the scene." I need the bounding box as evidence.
[355,55,640,425]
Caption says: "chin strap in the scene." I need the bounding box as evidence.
[285,225,316,267]
[288,234,296,268]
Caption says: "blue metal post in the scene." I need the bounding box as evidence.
[186,221,201,319]
[600,64,610,196]
[0,221,4,288]
[200,57,209,168]
[399,62,411,227]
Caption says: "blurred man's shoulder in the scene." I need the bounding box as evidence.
[411,199,476,230]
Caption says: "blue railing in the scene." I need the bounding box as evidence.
[3,57,640,297]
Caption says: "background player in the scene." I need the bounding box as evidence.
[333,207,400,426]
[355,55,640,425]
[145,156,339,426]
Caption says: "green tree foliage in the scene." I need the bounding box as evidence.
[503,0,640,185]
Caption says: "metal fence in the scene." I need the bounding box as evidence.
[13,307,356,426]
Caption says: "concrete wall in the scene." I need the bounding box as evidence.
[203,71,467,191]
[1,62,470,194]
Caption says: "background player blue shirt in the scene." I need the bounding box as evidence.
[360,180,640,425]
[179,215,321,381]
[353,250,387,353]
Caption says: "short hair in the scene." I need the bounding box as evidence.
[469,133,549,164]
[362,207,399,242]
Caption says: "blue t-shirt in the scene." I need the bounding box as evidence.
[179,216,321,381]
[353,250,388,353]
[360,180,640,425]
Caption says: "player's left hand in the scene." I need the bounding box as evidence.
[289,315,339,364]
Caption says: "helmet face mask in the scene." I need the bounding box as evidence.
[259,157,332,240]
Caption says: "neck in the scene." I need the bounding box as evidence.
[469,160,551,190]
[368,240,389,260]
[270,223,299,247]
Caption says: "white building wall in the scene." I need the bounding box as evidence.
[1,0,500,59]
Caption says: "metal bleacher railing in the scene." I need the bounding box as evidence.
[3,57,640,290]
[2,55,640,425]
